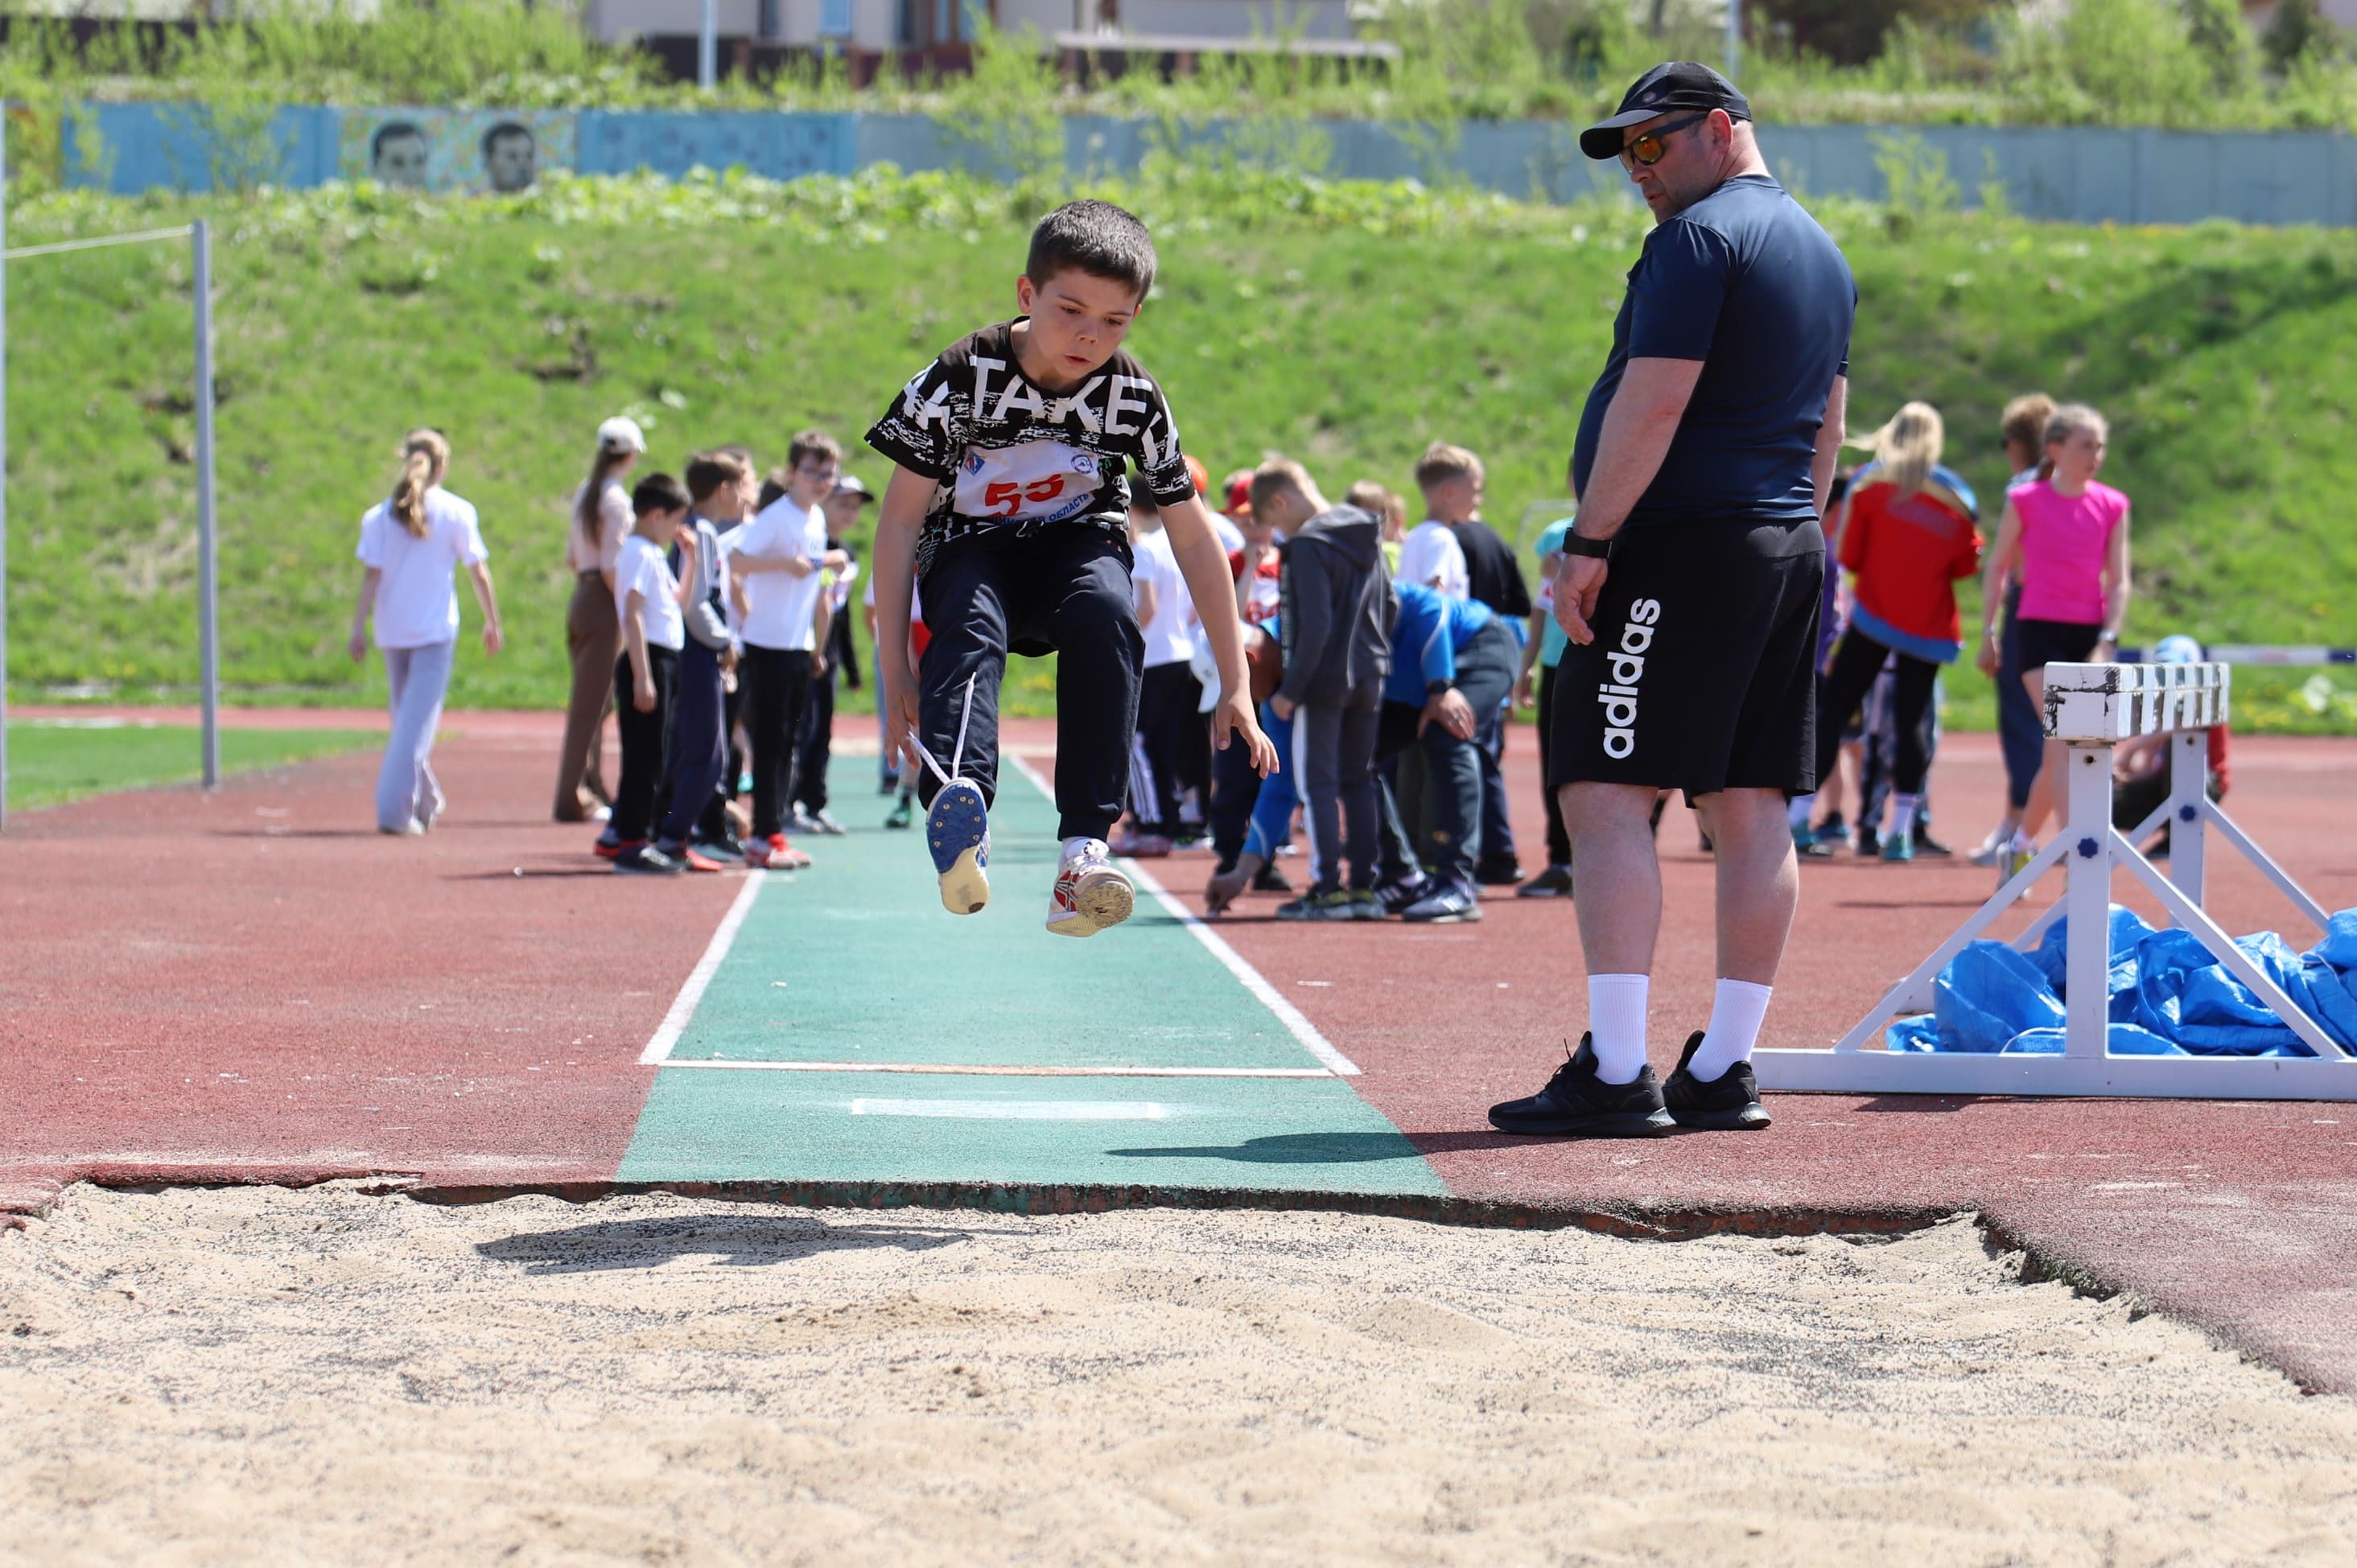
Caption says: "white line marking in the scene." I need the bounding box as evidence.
[1003,752,1363,1077]
[657,1060,1333,1078]
[638,870,768,1064]
[849,1097,1172,1121]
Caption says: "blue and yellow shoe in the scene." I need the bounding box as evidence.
[925,779,991,916]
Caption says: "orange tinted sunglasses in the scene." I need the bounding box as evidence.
[1619,113,1708,169]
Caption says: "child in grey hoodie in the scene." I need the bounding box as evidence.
[1252,458,1394,920]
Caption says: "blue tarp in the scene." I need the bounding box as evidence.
[1888,907,2357,1057]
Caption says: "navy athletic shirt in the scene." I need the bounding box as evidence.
[1571,174,1856,529]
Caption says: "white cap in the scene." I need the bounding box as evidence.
[2153,634,2202,665]
[596,415,647,455]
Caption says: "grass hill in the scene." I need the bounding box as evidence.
[6,172,2355,731]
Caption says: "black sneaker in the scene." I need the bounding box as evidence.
[1662,1031,1772,1131]
[1488,1035,1674,1138]
[613,844,686,875]
[1856,827,1882,858]
[1374,875,1432,916]
[1911,827,1955,858]
[1516,864,1575,898]
[1251,862,1293,894]
[1473,855,1523,887]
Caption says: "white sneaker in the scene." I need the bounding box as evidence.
[1048,836,1135,938]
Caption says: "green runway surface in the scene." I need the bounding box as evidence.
[622,769,1444,1195]
[2,720,375,812]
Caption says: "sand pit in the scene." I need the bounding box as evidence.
[5,1186,2356,1565]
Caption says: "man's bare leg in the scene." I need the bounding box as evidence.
[1683,787,1799,1087]
[1562,781,1665,1083]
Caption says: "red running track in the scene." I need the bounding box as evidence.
[5,711,2357,1392]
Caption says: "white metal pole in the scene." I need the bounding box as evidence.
[193,218,220,789]
[2062,739,2112,1059]
[1725,0,1741,83]
[0,129,10,832]
[699,0,718,88]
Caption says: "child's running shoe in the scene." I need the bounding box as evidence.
[1108,828,1173,858]
[1275,887,1358,921]
[745,833,813,872]
[884,792,914,830]
[1348,889,1385,921]
[1374,874,1432,916]
[657,841,724,873]
[613,843,684,875]
[593,827,623,861]
[928,779,992,915]
[1516,864,1575,898]
[1880,833,1916,863]
[1401,879,1482,924]
[1048,836,1133,938]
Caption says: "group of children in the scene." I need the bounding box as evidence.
[584,426,874,875]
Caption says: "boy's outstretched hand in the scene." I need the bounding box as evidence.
[1214,690,1279,777]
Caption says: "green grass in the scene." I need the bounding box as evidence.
[5,175,2354,730]
[2,721,375,811]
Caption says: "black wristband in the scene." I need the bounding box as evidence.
[1561,531,1612,559]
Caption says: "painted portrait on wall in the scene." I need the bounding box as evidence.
[342,111,574,192]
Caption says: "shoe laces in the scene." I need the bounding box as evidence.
[901,673,979,793]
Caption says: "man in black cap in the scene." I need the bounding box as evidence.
[1490,62,1854,1139]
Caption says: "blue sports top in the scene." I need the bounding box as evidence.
[1385,581,1497,706]
[1571,175,1856,529]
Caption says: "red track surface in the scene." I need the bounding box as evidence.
[6,713,2357,1391]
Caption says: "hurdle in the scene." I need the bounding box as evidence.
[1754,661,2355,1101]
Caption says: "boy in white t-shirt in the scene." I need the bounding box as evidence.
[1116,495,1205,856]
[610,473,698,875]
[726,430,850,872]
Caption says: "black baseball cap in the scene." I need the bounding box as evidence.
[1579,62,1751,161]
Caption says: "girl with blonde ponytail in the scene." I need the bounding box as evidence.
[349,429,502,834]
[1801,399,1984,862]
[554,415,646,825]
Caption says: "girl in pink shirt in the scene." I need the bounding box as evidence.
[1974,404,2133,868]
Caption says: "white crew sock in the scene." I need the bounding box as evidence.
[1061,835,1103,862]
[1687,978,1775,1083]
[1587,973,1650,1084]
[2007,825,2034,854]
[1888,793,1921,843]
[1786,792,1816,833]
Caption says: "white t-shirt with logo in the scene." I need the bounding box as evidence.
[727,493,827,652]
[356,488,488,651]
[614,533,685,652]
[1131,527,1196,669]
[1395,520,1470,601]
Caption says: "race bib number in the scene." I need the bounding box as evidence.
[954,440,1105,524]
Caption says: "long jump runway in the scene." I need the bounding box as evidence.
[8,714,2357,1393]
[622,759,1442,1196]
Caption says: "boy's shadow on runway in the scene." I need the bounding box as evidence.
[476,1216,977,1274]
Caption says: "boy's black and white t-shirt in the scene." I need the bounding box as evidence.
[866,319,1195,574]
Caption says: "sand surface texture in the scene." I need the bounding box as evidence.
[5,1186,2356,1566]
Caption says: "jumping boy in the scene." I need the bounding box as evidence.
[868,199,1276,936]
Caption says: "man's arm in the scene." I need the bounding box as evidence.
[1553,357,1704,644]
[1160,492,1277,775]
[1811,374,1848,523]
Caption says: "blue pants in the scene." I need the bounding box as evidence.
[376,640,453,833]
[1242,702,1296,864]
[1474,693,1516,870]
[658,640,728,849]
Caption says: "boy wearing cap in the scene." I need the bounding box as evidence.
[1490,61,1855,1138]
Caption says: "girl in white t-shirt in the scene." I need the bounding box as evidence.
[348,430,502,834]
[555,415,645,823]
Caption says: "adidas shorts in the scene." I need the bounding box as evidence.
[1546,516,1824,800]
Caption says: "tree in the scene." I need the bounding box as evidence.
[2263,0,2327,73]
[2182,0,2255,93]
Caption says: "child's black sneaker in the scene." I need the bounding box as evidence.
[1516,864,1575,898]
[1662,1030,1773,1131]
[613,843,685,875]
[1488,1036,1674,1138]
[1374,874,1432,916]
[1275,887,1358,921]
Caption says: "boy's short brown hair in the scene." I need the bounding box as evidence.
[2001,393,2056,459]
[631,472,691,518]
[683,448,750,505]
[1345,480,1404,532]
[787,429,843,472]
[1247,456,1315,517]
[1413,441,1484,492]
[1026,200,1158,300]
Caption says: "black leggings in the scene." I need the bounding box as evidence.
[1814,631,1938,798]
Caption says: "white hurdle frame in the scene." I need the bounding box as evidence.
[1754,661,2355,1101]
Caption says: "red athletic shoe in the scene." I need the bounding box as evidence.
[675,846,723,873]
[747,833,812,871]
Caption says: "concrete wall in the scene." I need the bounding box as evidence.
[59,103,2357,226]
